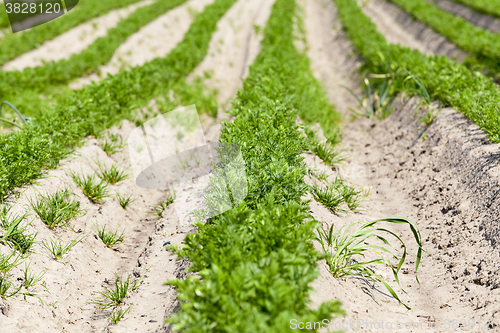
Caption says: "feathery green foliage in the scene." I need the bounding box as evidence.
[451,0,500,18]
[0,0,143,65]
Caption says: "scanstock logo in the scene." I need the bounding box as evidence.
[4,0,79,32]
[128,105,248,225]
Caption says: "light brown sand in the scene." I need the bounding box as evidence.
[2,1,153,71]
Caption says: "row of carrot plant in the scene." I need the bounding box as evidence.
[333,0,500,144]
[166,0,345,331]
[0,0,144,64]
[0,0,235,200]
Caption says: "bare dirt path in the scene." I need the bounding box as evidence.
[361,0,468,62]
[303,0,500,331]
[2,1,153,71]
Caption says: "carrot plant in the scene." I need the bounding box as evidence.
[316,217,425,310]
[452,0,500,18]
[0,0,145,65]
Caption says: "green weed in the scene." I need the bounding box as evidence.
[70,171,109,203]
[311,178,363,214]
[0,275,20,299]
[107,306,132,324]
[29,189,84,229]
[22,262,47,290]
[0,250,23,275]
[316,217,425,310]
[95,162,130,184]
[94,222,126,247]
[0,206,37,255]
[153,195,174,219]
[99,133,125,156]
[42,235,86,261]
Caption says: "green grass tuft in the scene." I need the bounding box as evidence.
[94,222,126,247]
[311,178,363,214]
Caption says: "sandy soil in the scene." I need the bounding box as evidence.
[361,0,468,62]
[304,0,500,331]
[429,0,500,35]
[2,1,153,71]
[69,0,216,89]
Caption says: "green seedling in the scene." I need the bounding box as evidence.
[94,222,126,247]
[316,217,425,310]
[0,206,37,255]
[115,192,135,209]
[107,305,132,324]
[95,161,130,185]
[153,195,174,219]
[42,235,86,261]
[29,189,84,229]
[88,270,147,309]
[70,171,109,203]
[23,262,48,290]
